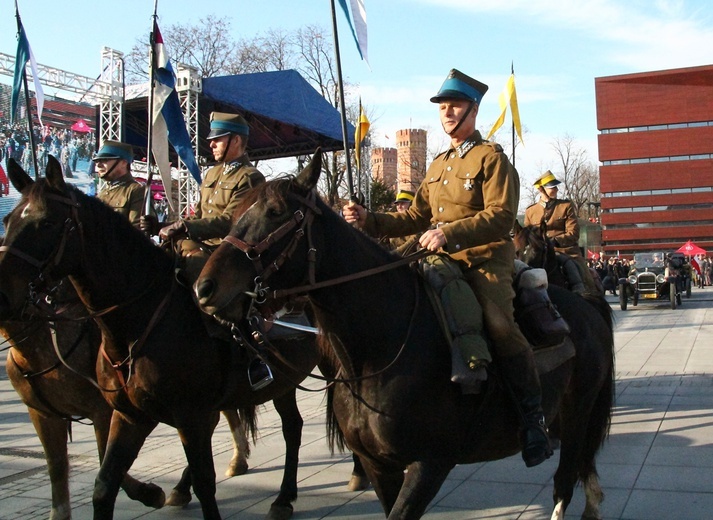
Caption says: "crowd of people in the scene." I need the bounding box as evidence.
[1,118,95,180]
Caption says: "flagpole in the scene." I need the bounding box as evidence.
[511,62,516,169]
[14,1,39,178]
[329,0,356,200]
[144,0,159,216]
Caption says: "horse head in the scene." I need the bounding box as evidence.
[195,149,323,324]
[513,220,552,270]
[0,156,80,318]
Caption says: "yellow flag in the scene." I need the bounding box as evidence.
[486,74,524,145]
[355,101,370,171]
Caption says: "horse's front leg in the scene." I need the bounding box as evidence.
[387,460,453,519]
[177,411,222,520]
[268,389,303,519]
[93,411,157,520]
[27,409,71,520]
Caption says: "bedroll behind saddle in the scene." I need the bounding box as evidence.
[514,262,571,348]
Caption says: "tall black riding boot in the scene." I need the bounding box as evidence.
[499,351,553,467]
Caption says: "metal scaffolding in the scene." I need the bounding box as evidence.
[98,47,124,144]
[175,64,202,217]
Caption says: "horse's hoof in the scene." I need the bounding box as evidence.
[347,474,370,492]
[225,459,249,477]
[266,503,294,520]
[137,483,166,509]
[165,488,192,507]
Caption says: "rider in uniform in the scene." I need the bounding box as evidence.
[93,140,145,227]
[141,112,269,389]
[343,69,552,468]
[524,171,598,294]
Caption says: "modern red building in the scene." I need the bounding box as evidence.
[595,65,713,258]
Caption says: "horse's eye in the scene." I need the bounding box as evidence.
[267,207,282,218]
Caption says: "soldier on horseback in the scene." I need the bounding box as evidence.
[139,111,271,389]
[343,68,552,468]
[524,171,599,294]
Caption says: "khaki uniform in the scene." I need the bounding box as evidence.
[184,155,265,247]
[97,173,145,227]
[525,198,598,293]
[364,131,529,358]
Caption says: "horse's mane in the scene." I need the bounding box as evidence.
[233,176,295,221]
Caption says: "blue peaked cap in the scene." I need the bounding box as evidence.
[92,140,133,164]
[207,111,250,140]
[430,69,489,105]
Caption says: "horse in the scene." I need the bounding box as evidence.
[194,150,616,520]
[0,156,366,520]
[512,220,604,295]
[0,282,165,520]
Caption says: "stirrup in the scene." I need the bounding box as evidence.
[248,360,274,391]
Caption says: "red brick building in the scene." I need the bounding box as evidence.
[595,65,713,257]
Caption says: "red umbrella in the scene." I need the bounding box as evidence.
[676,240,707,256]
[70,119,92,133]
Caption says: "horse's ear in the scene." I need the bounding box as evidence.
[295,147,322,191]
[45,155,67,191]
[6,158,34,193]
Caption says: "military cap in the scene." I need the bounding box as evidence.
[533,170,562,189]
[430,69,489,104]
[207,111,250,140]
[92,140,133,164]
[394,190,415,203]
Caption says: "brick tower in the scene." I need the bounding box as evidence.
[396,129,427,193]
[370,147,398,189]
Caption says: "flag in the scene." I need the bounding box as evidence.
[11,18,44,126]
[151,20,202,211]
[354,99,370,171]
[486,72,523,144]
[691,257,701,275]
[337,0,369,65]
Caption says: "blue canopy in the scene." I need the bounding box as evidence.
[200,70,355,160]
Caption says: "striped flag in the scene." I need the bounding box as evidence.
[11,18,43,125]
[486,71,523,145]
[354,99,370,171]
[337,0,369,65]
[151,21,202,211]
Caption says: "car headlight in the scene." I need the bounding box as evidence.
[657,274,665,283]
[628,275,637,284]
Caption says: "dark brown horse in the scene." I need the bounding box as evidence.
[0,156,364,520]
[194,150,615,520]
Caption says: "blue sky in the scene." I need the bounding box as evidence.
[4,0,713,187]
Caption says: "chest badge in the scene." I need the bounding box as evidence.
[463,179,474,191]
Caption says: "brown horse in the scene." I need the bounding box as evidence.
[1,283,165,520]
[0,156,364,520]
[194,150,616,520]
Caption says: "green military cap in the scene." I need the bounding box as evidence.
[92,140,133,163]
[207,111,250,140]
[430,69,489,105]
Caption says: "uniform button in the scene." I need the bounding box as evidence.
[446,166,452,171]
[450,153,455,159]
[208,199,213,203]
[438,207,444,213]
[466,173,471,177]
[455,244,461,250]
[430,177,434,181]
[443,180,448,185]
[208,210,213,214]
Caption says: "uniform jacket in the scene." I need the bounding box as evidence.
[365,131,519,268]
[97,173,145,227]
[524,198,580,257]
[184,155,264,247]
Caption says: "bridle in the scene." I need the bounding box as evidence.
[0,191,82,313]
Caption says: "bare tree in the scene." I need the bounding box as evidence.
[551,134,600,218]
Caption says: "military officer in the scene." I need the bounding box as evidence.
[343,68,552,468]
[93,140,145,227]
[145,111,269,390]
[525,171,598,293]
[388,190,419,252]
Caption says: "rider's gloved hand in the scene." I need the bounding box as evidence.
[159,220,188,241]
[139,215,160,235]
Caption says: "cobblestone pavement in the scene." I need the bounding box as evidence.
[1,288,712,519]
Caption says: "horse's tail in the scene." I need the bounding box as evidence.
[580,293,616,474]
[239,405,259,443]
[325,383,347,454]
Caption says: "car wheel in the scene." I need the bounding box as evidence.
[670,283,677,309]
[619,285,628,310]
[632,291,639,306]
[686,279,692,298]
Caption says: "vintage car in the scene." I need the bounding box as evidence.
[618,252,685,310]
